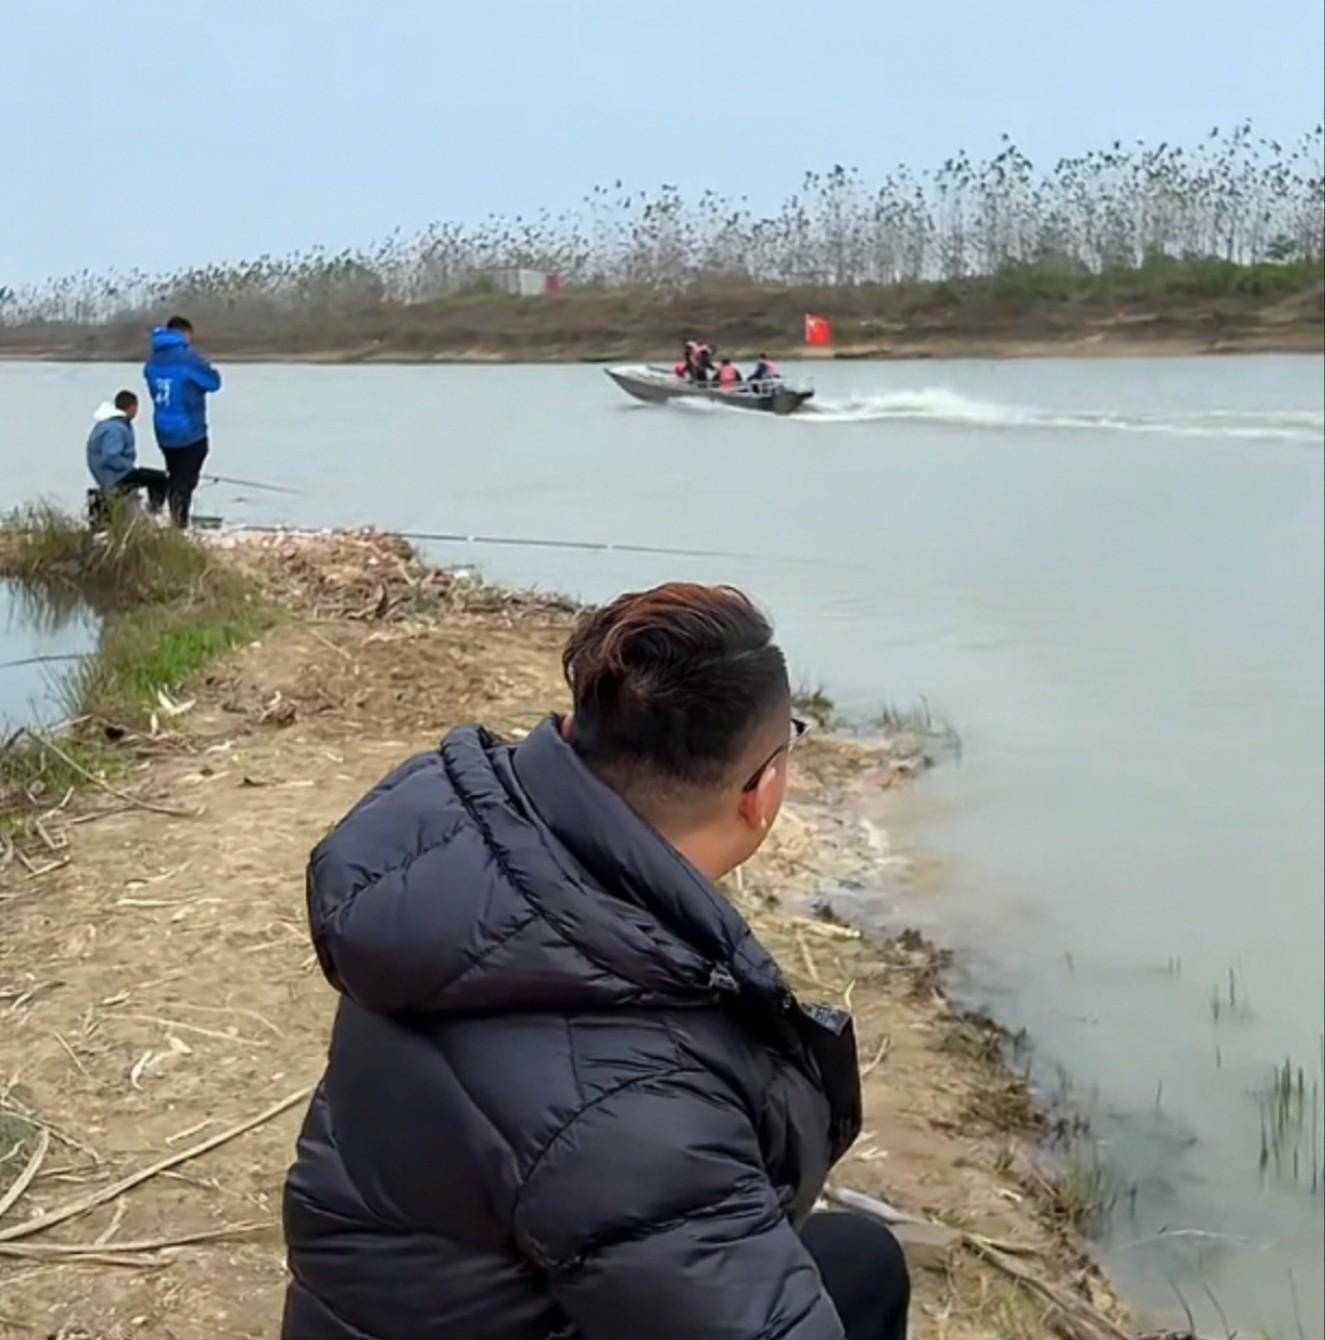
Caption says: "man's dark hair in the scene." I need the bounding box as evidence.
[562,583,789,807]
[113,389,138,411]
[165,315,193,333]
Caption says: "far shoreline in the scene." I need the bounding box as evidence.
[1,329,1321,366]
[3,266,1320,368]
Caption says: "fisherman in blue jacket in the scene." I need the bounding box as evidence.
[143,315,221,528]
[86,390,168,514]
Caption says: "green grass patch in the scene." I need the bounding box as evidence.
[0,731,126,801]
[792,685,837,728]
[62,603,275,722]
[986,255,1322,309]
[1047,1157,1119,1232]
[1,499,223,606]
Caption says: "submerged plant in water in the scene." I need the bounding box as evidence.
[1253,1053,1324,1196]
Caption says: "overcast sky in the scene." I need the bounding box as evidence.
[5,0,1323,284]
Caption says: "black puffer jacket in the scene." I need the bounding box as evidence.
[283,718,862,1340]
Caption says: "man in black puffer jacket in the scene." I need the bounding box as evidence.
[283,583,909,1339]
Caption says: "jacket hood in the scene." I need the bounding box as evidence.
[307,718,791,1018]
[150,326,189,352]
[91,402,124,423]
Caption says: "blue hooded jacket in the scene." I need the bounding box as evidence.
[143,328,221,449]
[86,402,137,487]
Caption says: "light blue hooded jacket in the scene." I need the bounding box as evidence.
[86,403,137,488]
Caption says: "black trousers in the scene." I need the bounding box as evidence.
[802,1211,910,1340]
[163,438,209,528]
[115,467,169,513]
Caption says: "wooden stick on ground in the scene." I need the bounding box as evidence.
[0,1128,49,1221]
[17,728,202,820]
[829,1184,1136,1340]
[0,1219,273,1261]
[860,1035,892,1078]
[964,1236,1134,1340]
[0,1084,312,1244]
[0,1246,165,1269]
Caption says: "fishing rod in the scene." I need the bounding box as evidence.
[228,523,762,563]
[202,474,304,496]
[356,528,861,570]
[401,529,760,562]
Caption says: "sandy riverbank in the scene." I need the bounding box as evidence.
[0,531,1140,1340]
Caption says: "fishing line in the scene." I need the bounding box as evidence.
[226,523,754,561]
[0,653,86,672]
[226,523,858,568]
[427,531,754,562]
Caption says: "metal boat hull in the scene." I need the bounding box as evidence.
[605,366,814,415]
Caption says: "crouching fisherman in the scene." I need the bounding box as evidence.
[86,390,168,520]
[280,582,911,1340]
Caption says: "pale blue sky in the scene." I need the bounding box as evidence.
[5,0,1323,283]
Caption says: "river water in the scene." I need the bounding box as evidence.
[3,355,1322,1334]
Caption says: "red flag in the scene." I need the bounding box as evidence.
[804,314,834,347]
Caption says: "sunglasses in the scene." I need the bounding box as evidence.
[742,716,810,793]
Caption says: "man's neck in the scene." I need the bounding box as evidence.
[654,817,730,885]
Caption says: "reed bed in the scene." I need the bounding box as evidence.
[1,124,1319,329]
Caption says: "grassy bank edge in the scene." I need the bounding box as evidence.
[0,504,276,820]
[0,519,1175,1335]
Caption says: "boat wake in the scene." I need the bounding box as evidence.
[802,387,1325,443]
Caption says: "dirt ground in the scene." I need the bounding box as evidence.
[0,534,1132,1340]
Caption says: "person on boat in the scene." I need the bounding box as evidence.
[717,357,744,390]
[281,582,911,1340]
[676,340,695,378]
[685,341,714,383]
[142,315,221,529]
[85,390,168,514]
[751,353,781,386]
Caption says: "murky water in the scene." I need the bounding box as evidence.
[0,581,95,729]
[3,354,1322,1333]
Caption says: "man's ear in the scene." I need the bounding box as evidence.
[560,713,575,742]
[736,763,780,833]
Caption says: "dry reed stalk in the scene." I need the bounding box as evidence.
[0,1219,272,1262]
[16,727,202,820]
[861,1035,893,1078]
[789,917,862,942]
[829,1184,1132,1340]
[115,1014,270,1048]
[0,1128,49,1220]
[0,1084,312,1243]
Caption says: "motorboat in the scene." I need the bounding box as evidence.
[605,365,814,416]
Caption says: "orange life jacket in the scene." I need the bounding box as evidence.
[718,363,740,387]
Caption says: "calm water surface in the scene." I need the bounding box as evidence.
[3,354,1322,1333]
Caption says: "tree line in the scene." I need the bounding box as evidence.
[3,121,1321,327]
